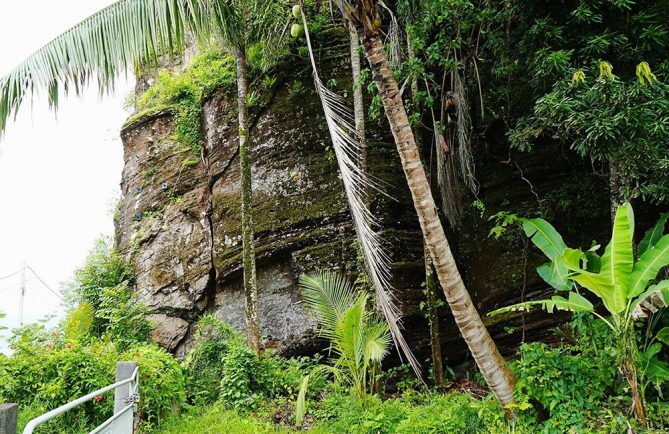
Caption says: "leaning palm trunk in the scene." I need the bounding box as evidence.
[349,9,516,413]
[235,45,260,353]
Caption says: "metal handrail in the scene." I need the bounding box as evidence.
[88,404,133,434]
[23,367,139,434]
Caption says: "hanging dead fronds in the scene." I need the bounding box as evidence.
[378,1,401,69]
[300,6,422,379]
[452,68,478,195]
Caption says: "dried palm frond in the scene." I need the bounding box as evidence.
[452,68,478,195]
[378,1,401,69]
[300,8,422,378]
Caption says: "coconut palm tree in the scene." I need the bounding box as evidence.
[0,0,286,354]
[326,0,517,412]
[348,23,366,171]
[0,0,515,411]
[214,0,288,354]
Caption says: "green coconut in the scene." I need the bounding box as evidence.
[292,4,302,19]
[291,23,304,38]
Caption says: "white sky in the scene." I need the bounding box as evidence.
[0,0,135,346]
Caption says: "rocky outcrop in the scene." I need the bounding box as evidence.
[116,29,609,363]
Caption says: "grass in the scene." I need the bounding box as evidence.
[153,404,296,434]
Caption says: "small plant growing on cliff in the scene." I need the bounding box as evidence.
[296,271,391,424]
[287,80,306,99]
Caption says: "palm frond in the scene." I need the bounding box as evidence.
[299,271,358,339]
[363,317,391,363]
[378,1,401,69]
[0,0,288,134]
[0,0,223,134]
[451,68,478,195]
[300,8,422,379]
[333,293,368,365]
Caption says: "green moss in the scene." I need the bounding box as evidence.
[134,50,237,155]
[181,157,200,168]
[141,166,158,186]
[123,105,174,130]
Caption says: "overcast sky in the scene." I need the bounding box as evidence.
[0,0,135,344]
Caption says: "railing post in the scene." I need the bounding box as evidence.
[114,361,139,433]
[114,362,137,414]
[0,403,18,434]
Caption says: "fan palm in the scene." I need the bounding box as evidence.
[295,271,391,423]
[0,0,287,353]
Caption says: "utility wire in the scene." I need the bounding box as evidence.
[30,282,62,305]
[28,284,61,308]
[0,268,23,280]
[26,266,63,300]
[0,283,21,292]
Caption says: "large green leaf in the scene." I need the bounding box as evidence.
[599,202,634,304]
[561,247,621,313]
[638,213,668,255]
[627,235,669,299]
[657,327,669,346]
[640,343,669,382]
[523,218,569,261]
[489,292,594,317]
[536,261,572,291]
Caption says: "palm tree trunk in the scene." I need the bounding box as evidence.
[408,36,444,388]
[424,248,445,387]
[235,45,260,353]
[356,25,516,414]
[349,22,367,171]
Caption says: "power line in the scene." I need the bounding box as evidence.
[0,268,24,280]
[27,284,61,308]
[29,282,62,304]
[26,266,62,300]
[0,283,21,292]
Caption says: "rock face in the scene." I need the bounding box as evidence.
[115,29,609,363]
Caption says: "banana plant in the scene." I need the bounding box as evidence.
[490,203,669,423]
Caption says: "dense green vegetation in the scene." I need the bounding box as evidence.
[2,224,668,433]
[1,0,669,432]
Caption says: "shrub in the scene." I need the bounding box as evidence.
[313,393,409,434]
[395,393,483,434]
[511,341,619,432]
[122,344,186,428]
[64,237,132,316]
[256,353,324,400]
[183,315,242,405]
[1,339,117,433]
[97,283,151,351]
[219,341,261,410]
[134,49,237,155]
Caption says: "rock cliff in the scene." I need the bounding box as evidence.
[115,28,609,364]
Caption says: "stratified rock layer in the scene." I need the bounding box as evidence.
[116,29,609,362]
